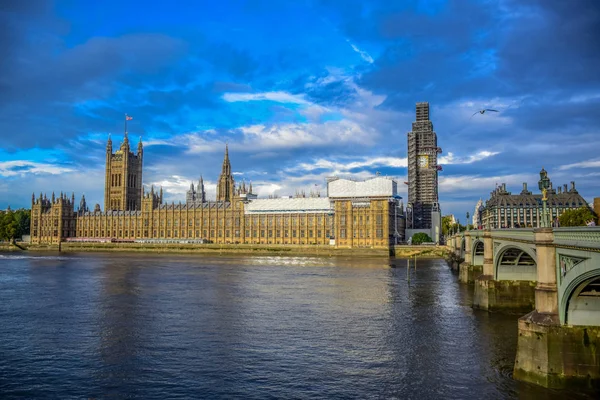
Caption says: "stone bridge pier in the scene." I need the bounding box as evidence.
[446,235,461,271]
[514,228,600,389]
[472,230,536,313]
[458,231,484,284]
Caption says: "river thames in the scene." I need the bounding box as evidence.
[0,253,595,399]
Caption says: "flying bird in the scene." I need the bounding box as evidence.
[471,109,499,118]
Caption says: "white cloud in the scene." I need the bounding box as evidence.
[182,134,225,154]
[239,120,377,150]
[147,175,218,203]
[287,156,407,174]
[558,159,600,170]
[439,173,536,193]
[347,40,374,64]
[439,150,499,165]
[0,161,74,177]
[222,91,310,104]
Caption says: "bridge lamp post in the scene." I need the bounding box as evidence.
[538,169,551,228]
[466,212,470,231]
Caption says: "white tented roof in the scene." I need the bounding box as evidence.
[327,176,397,198]
[245,197,332,214]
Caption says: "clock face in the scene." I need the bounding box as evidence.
[418,155,429,168]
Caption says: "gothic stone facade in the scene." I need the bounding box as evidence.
[481,168,588,229]
[30,138,400,248]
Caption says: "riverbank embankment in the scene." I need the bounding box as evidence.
[2,242,449,258]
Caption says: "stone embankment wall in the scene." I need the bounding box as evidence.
[3,242,449,259]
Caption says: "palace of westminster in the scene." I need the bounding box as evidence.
[31,131,406,248]
[30,102,593,247]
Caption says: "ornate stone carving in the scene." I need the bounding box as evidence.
[558,254,587,281]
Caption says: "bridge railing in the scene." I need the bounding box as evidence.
[553,226,600,248]
[489,229,535,242]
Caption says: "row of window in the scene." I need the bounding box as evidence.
[79,215,334,229]
[339,229,384,239]
[339,214,384,224]
[78,229,333,239]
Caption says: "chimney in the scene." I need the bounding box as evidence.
[502,183,506,192]
[564,184,568,193]
[523,182,527,192]
[570,181,576,192]
[558,186,562,194]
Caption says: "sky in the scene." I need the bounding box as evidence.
[1,0,599,221]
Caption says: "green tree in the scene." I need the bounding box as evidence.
[442,215,453,236]
[0,208,30,242]
[559,207,596,227]
[412,232,433,244]
[0,211,5,241]
[1,210,17,241]
[14,209,31,237]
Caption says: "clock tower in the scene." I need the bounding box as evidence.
[406,102,442,241]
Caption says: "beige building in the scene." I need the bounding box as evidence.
[481,168,588,229]
[30,137,405,248]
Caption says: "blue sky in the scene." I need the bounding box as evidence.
[1,0,599,221]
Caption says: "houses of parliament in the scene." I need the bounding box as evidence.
[30,132,405,248]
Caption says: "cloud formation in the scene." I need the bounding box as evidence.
[0,0,599,219]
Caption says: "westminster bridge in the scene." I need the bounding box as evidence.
[448,227,600,388]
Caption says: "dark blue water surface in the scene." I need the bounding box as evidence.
[0,252,595,399]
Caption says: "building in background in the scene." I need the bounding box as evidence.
[406,102,442,242]
[481,168,588,229]
[30,138,405,248]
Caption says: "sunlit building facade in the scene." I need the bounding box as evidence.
[30,137,405,248]
[480,169,588,229]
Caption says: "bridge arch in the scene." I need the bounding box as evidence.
[472,240,484,266]
[460,237,466,258]
[494,243,537,281]
[559,258,600,326]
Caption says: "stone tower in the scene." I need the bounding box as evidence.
[186,176,206,206]
[216,144,235,202]
[104,127,143,211]
[407,102,441,231]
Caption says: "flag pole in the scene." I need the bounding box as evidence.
[124,114,128,136]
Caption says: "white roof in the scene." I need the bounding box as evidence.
[328,176,397,198]
[245,197,332,214]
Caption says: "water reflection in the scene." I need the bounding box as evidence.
[96,259,144,397]
[0,252,596,399]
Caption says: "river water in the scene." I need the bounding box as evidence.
[0,252,595,399]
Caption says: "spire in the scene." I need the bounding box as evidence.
[217,145,234,202]
[249,181,253,194]
[222,144,231,174]
[138,136,143,154]
[52,192,55,202]
[107,134,113,152]
[159,187,163,203]
[79,194,87,213]
[190,181,195,191]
